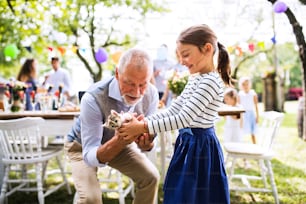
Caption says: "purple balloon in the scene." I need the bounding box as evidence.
[95,48,108,63]
[273,1,287,13]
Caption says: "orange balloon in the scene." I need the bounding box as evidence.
[57,47,66,56]
[111,51,122,64]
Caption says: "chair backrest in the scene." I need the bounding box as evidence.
[0,117,45,163]
[256,111,284,151]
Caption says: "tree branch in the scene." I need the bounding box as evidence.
[6,0,15,15]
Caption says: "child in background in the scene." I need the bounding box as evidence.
[223,88,243,143]
[238,76,259,144]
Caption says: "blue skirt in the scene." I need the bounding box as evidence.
[163,127,230,204]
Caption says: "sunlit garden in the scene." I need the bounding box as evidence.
[3,101,304,204]
[1,0,306,204]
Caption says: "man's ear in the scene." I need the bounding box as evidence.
[115,67,119,80]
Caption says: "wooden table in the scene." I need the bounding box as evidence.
[0,110,79,120]
[218,105,245,118]
[0,110,79,136]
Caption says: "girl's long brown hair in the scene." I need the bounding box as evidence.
[177,24,232,86]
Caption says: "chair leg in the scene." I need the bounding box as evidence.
[228,157,236,181]
[36,163,44,204]
[259,159,268,188]
[130,179,135,198]
[42,161,48,180]
[72,192,79,204]
[56,156,72,194]
[119,196,125,204]
[116,171,125,204]
[0,165,9,204]
[265,160,279,204]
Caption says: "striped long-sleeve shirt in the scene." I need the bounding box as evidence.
[146,72,224,134]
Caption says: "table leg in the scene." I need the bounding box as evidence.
[159,132,166,181]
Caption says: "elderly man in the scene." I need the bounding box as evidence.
[64,48,160,204]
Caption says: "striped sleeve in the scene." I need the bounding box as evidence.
[147,74,223,134]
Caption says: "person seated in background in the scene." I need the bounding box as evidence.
[64,48,160,204]
[16,58,38,110]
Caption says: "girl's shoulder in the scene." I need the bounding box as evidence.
[249,89,257,95]
[198,72,222,82]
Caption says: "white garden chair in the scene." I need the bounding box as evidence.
[0,117,71,204]
[223,111,284,204]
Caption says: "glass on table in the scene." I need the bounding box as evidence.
[38,93,52,112]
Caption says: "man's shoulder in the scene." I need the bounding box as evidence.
[59,68,70,74]
[146,83,158,96]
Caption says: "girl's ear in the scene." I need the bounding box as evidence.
[204,43,213,53]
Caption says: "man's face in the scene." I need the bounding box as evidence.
[116,63,151,106]
[51,60,60,71]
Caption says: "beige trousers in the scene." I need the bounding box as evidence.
[64,141,160,204]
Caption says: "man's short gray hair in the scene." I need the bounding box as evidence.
[117,48,153,75]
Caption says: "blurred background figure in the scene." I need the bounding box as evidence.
[238,76,259,144]
[152,44,175,102]
[160,50,188,107]
[223,87,243,143]
[44,57,72,100]
[16,58,38,110]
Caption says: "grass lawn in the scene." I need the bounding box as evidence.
[5,101,306,204]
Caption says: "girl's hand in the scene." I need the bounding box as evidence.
[118,116,144,143]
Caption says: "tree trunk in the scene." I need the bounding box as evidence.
[263,73,277,111]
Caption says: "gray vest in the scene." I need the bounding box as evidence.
[87,77,153,144]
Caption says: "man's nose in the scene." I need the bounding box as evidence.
[131,86,141,96]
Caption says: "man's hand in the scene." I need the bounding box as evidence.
[136,133,155,151]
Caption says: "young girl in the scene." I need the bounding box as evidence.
[238,76,259,144]
[118,24,231,204]
[223,87,244,143]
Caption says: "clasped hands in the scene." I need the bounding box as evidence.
[117,114,151,145]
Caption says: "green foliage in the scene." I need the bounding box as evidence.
[0,0,168,81]
[232,42,302,94]
[167,73,188,96]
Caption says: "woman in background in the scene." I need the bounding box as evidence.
[17,58,38,110]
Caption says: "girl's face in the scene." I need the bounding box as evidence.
[241,80,251,92]
[224,95,236,106]
[176,42,213,74]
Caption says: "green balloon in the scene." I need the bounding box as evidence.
[4,44,19,59]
